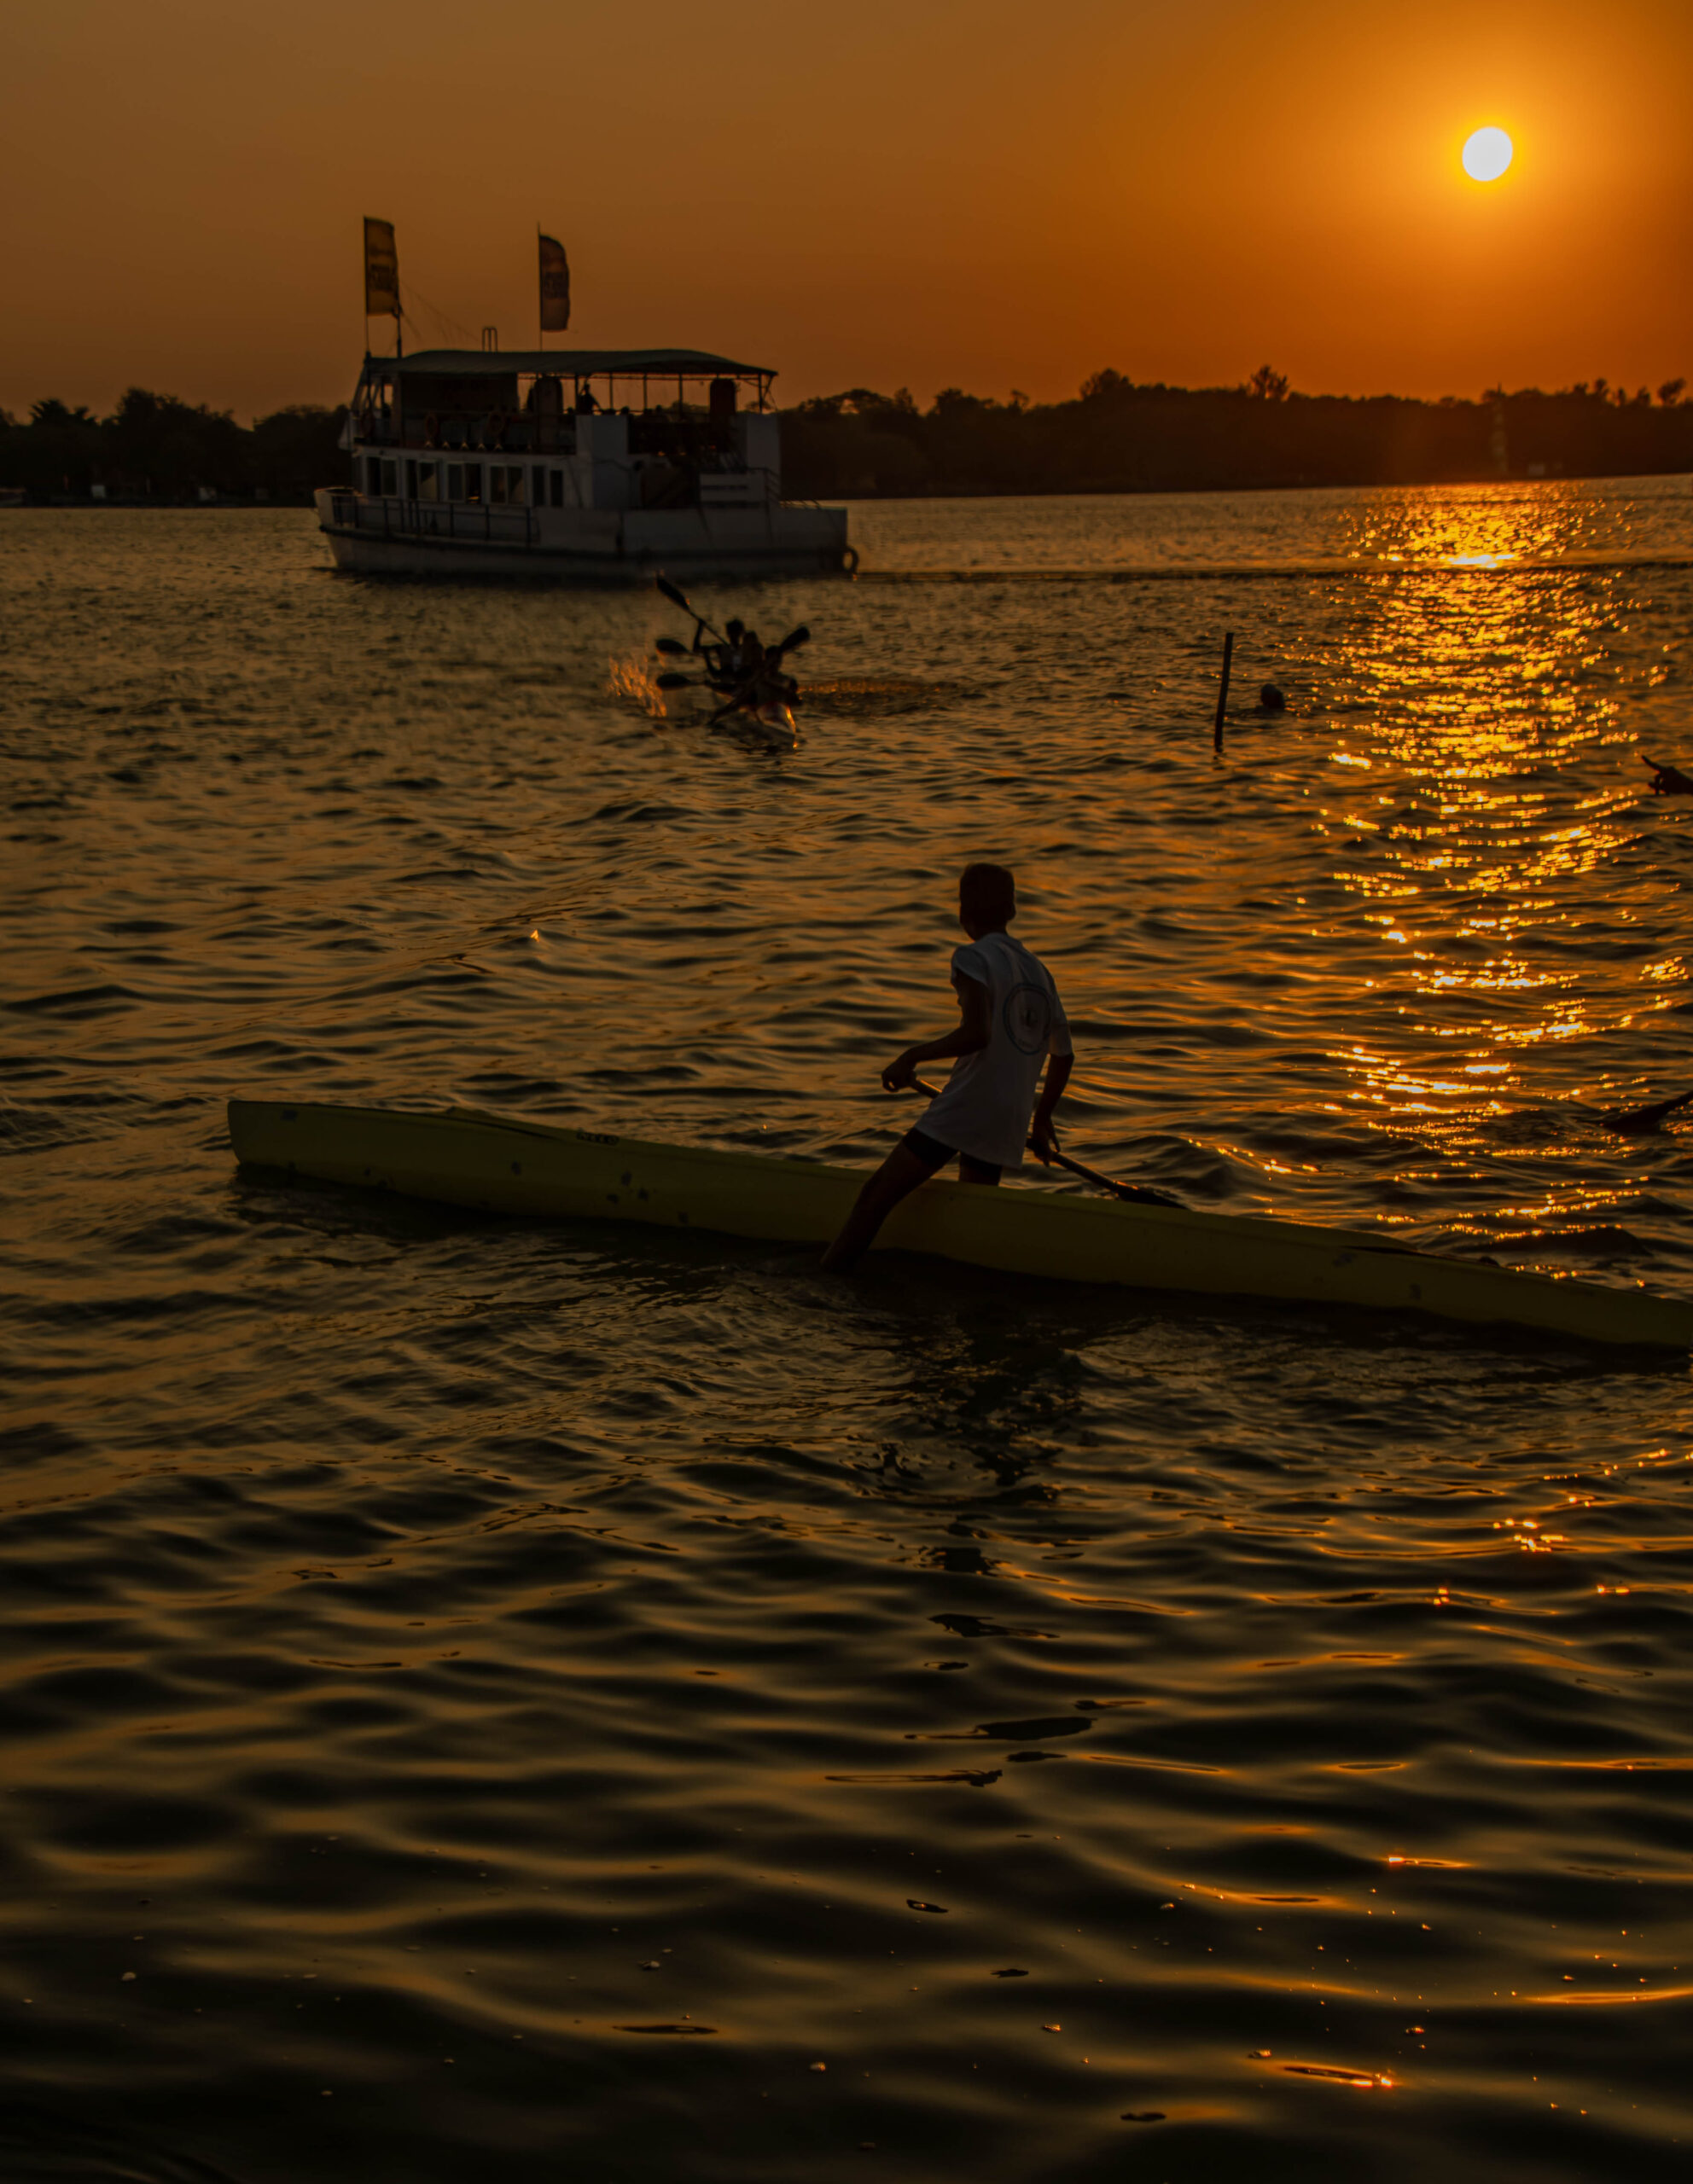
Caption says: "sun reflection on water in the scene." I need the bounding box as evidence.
[1283,488,1686,1170]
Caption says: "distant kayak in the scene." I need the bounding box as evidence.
[227,1100,1693,1350]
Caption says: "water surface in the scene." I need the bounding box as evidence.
[3,479,1692,2181]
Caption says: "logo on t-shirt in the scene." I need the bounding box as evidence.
[1003,981,1055,1055]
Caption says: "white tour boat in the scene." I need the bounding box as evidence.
[317,346,852,584]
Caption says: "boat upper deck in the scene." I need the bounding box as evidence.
[352,348,775,456]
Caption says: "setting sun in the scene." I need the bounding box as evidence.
[1462,125,1515,182]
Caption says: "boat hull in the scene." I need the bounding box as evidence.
[315,490,851,584]
[226,1100,1693,1350]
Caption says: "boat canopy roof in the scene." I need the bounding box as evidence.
[375,348,772,380]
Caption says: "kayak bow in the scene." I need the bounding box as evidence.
[226,1099,1693,1350]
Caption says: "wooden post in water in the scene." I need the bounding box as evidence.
[1213,631,1234,756]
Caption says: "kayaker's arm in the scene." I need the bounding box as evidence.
[881,973,991,1091]
[1029,1052,1073,1159]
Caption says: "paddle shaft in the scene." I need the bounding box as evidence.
[904,1078,1181,1206]
[655,575,725,644]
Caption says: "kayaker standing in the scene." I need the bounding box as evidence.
[822,863,1073,1272]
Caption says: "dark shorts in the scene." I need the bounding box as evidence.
[902,1126,1002,1183]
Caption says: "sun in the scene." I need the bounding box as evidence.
[1462,126,1514,183]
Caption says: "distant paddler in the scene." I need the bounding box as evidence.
[822,863,1073,1273]
[697,617,752,687]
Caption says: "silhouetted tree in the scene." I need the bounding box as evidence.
[249,405,345,499]
[0,389,349,501]
[780,367,1693,499]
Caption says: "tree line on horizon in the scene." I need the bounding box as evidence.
[0,389,346,502]
[781,369,1693,498]
[3,370,1690,503]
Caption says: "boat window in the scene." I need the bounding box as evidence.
[381,458,399,497]
[445,464,463,502]
[418,462,438,502]
[405,460,418,499]
[490,468,506,505]
[463,462,481,504]
[489,465,525,506]
[532,465,545,507]
[364,455,383,496]
[549,469,564,508]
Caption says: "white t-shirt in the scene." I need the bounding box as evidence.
[921,929,1072,1169]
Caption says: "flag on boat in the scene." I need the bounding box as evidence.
[363,218,399,318]
[538,233,571,332]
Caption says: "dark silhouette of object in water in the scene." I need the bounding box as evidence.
[1641,752,1693,797]
[1603,1089,1693,1135]
[1258,683,1287,712]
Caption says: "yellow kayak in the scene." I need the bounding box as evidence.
[225,1098,1693,1350]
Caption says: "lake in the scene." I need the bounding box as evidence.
[3,476,1691,2181]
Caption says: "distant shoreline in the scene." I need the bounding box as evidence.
[3,468,1688,516]
[6,372,1690,507]
[783,376,1693,501]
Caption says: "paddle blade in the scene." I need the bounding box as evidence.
[655,671,695,690]
[656,576,693,614]
[655,636,689,656]
[771,624,811,657]
[1604,1089,1693,1134]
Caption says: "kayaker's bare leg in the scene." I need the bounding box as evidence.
[822,1144,998,1274]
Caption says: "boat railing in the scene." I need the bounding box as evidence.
[326,491,538,549]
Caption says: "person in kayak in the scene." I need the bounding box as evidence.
[695,618,753,686]
[821,862,1073,1273]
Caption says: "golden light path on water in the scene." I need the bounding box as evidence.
[1227,494,1684,1241]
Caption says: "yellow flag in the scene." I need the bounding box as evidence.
[538,234,571,333]
[364,218,399,318]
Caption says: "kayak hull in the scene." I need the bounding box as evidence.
[225,1100,1693,1350]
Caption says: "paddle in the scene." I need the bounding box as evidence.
[655,636,690,657]
[906,1077,1184,1207]
[656,671,698,690]
[769,624,810,659]
[1603,1089,1693,1135]
[655,574,724,643]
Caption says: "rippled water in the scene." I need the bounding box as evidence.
[3,480,1692,2183]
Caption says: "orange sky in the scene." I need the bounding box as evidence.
[3,0,1691,421]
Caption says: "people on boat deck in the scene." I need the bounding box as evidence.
[821,863,1073,1274]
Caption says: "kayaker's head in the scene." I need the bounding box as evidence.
[726,619,745,643]
[1259,682,1286,712]
[958,861,1015,938]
